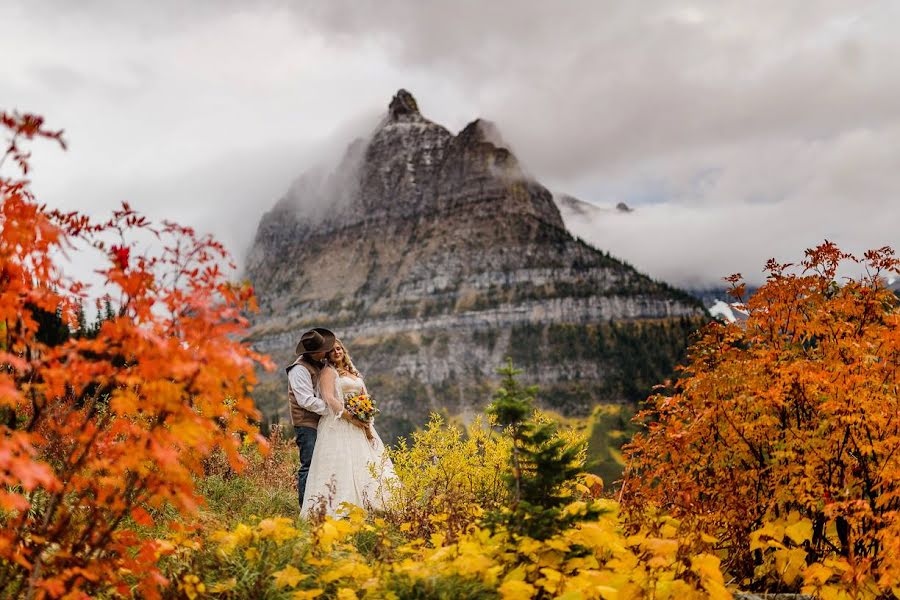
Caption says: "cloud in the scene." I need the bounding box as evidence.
[560,123,900,287]
[2,0,897,288]
[295,0,900,285]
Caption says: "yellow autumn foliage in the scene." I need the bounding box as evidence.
[177,499,725,599]
[155,407,899,598]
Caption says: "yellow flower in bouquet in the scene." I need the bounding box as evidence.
[343,392,379,422]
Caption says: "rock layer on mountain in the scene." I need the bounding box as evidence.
[245,90,706,440]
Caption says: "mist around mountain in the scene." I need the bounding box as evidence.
[245,90,708,442]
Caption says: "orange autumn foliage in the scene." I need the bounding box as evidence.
[0,112,272,597]
[623,242,900,590]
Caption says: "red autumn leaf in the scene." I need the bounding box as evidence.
[130,506,154,527]
[110,244,130,270]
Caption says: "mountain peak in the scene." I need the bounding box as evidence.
[458,118,503,146]
[388,89,421,121]
[245,91,706,440]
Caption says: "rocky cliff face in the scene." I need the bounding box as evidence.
[245,90,706,440]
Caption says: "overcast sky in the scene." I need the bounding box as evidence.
[2,0,898,288]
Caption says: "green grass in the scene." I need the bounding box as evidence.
[196,474,298,527]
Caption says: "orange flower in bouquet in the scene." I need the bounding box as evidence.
[343,391,379,422]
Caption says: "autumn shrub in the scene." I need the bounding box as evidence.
[380,413,510,542]
[0,111,271,598]
[744,513,888,598]
[623,242,900,594]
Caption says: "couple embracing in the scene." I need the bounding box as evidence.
[286,327,396,517]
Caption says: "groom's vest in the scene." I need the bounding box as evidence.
[286,357,322,428]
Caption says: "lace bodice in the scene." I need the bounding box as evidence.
[318,366,368,417]
[337,373,365,398]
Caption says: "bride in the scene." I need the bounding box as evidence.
[301,339,396,517]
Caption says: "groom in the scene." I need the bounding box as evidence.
[286,327,335,507]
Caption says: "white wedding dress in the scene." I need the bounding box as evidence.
[301,368,397,517]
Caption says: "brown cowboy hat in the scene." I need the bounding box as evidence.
[295,327,336,356]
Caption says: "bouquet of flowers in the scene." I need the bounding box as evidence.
[343,391,379,423]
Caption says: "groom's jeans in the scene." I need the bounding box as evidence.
[294,426,317,507]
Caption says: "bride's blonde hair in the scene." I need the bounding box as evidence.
[328,338,361,377]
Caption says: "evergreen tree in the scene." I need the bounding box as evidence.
[27,302,70,347]
[102,294,115,321]
[74,300,88,339]
[487,359,601,539]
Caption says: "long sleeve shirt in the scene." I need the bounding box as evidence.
[287,364,329,417]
